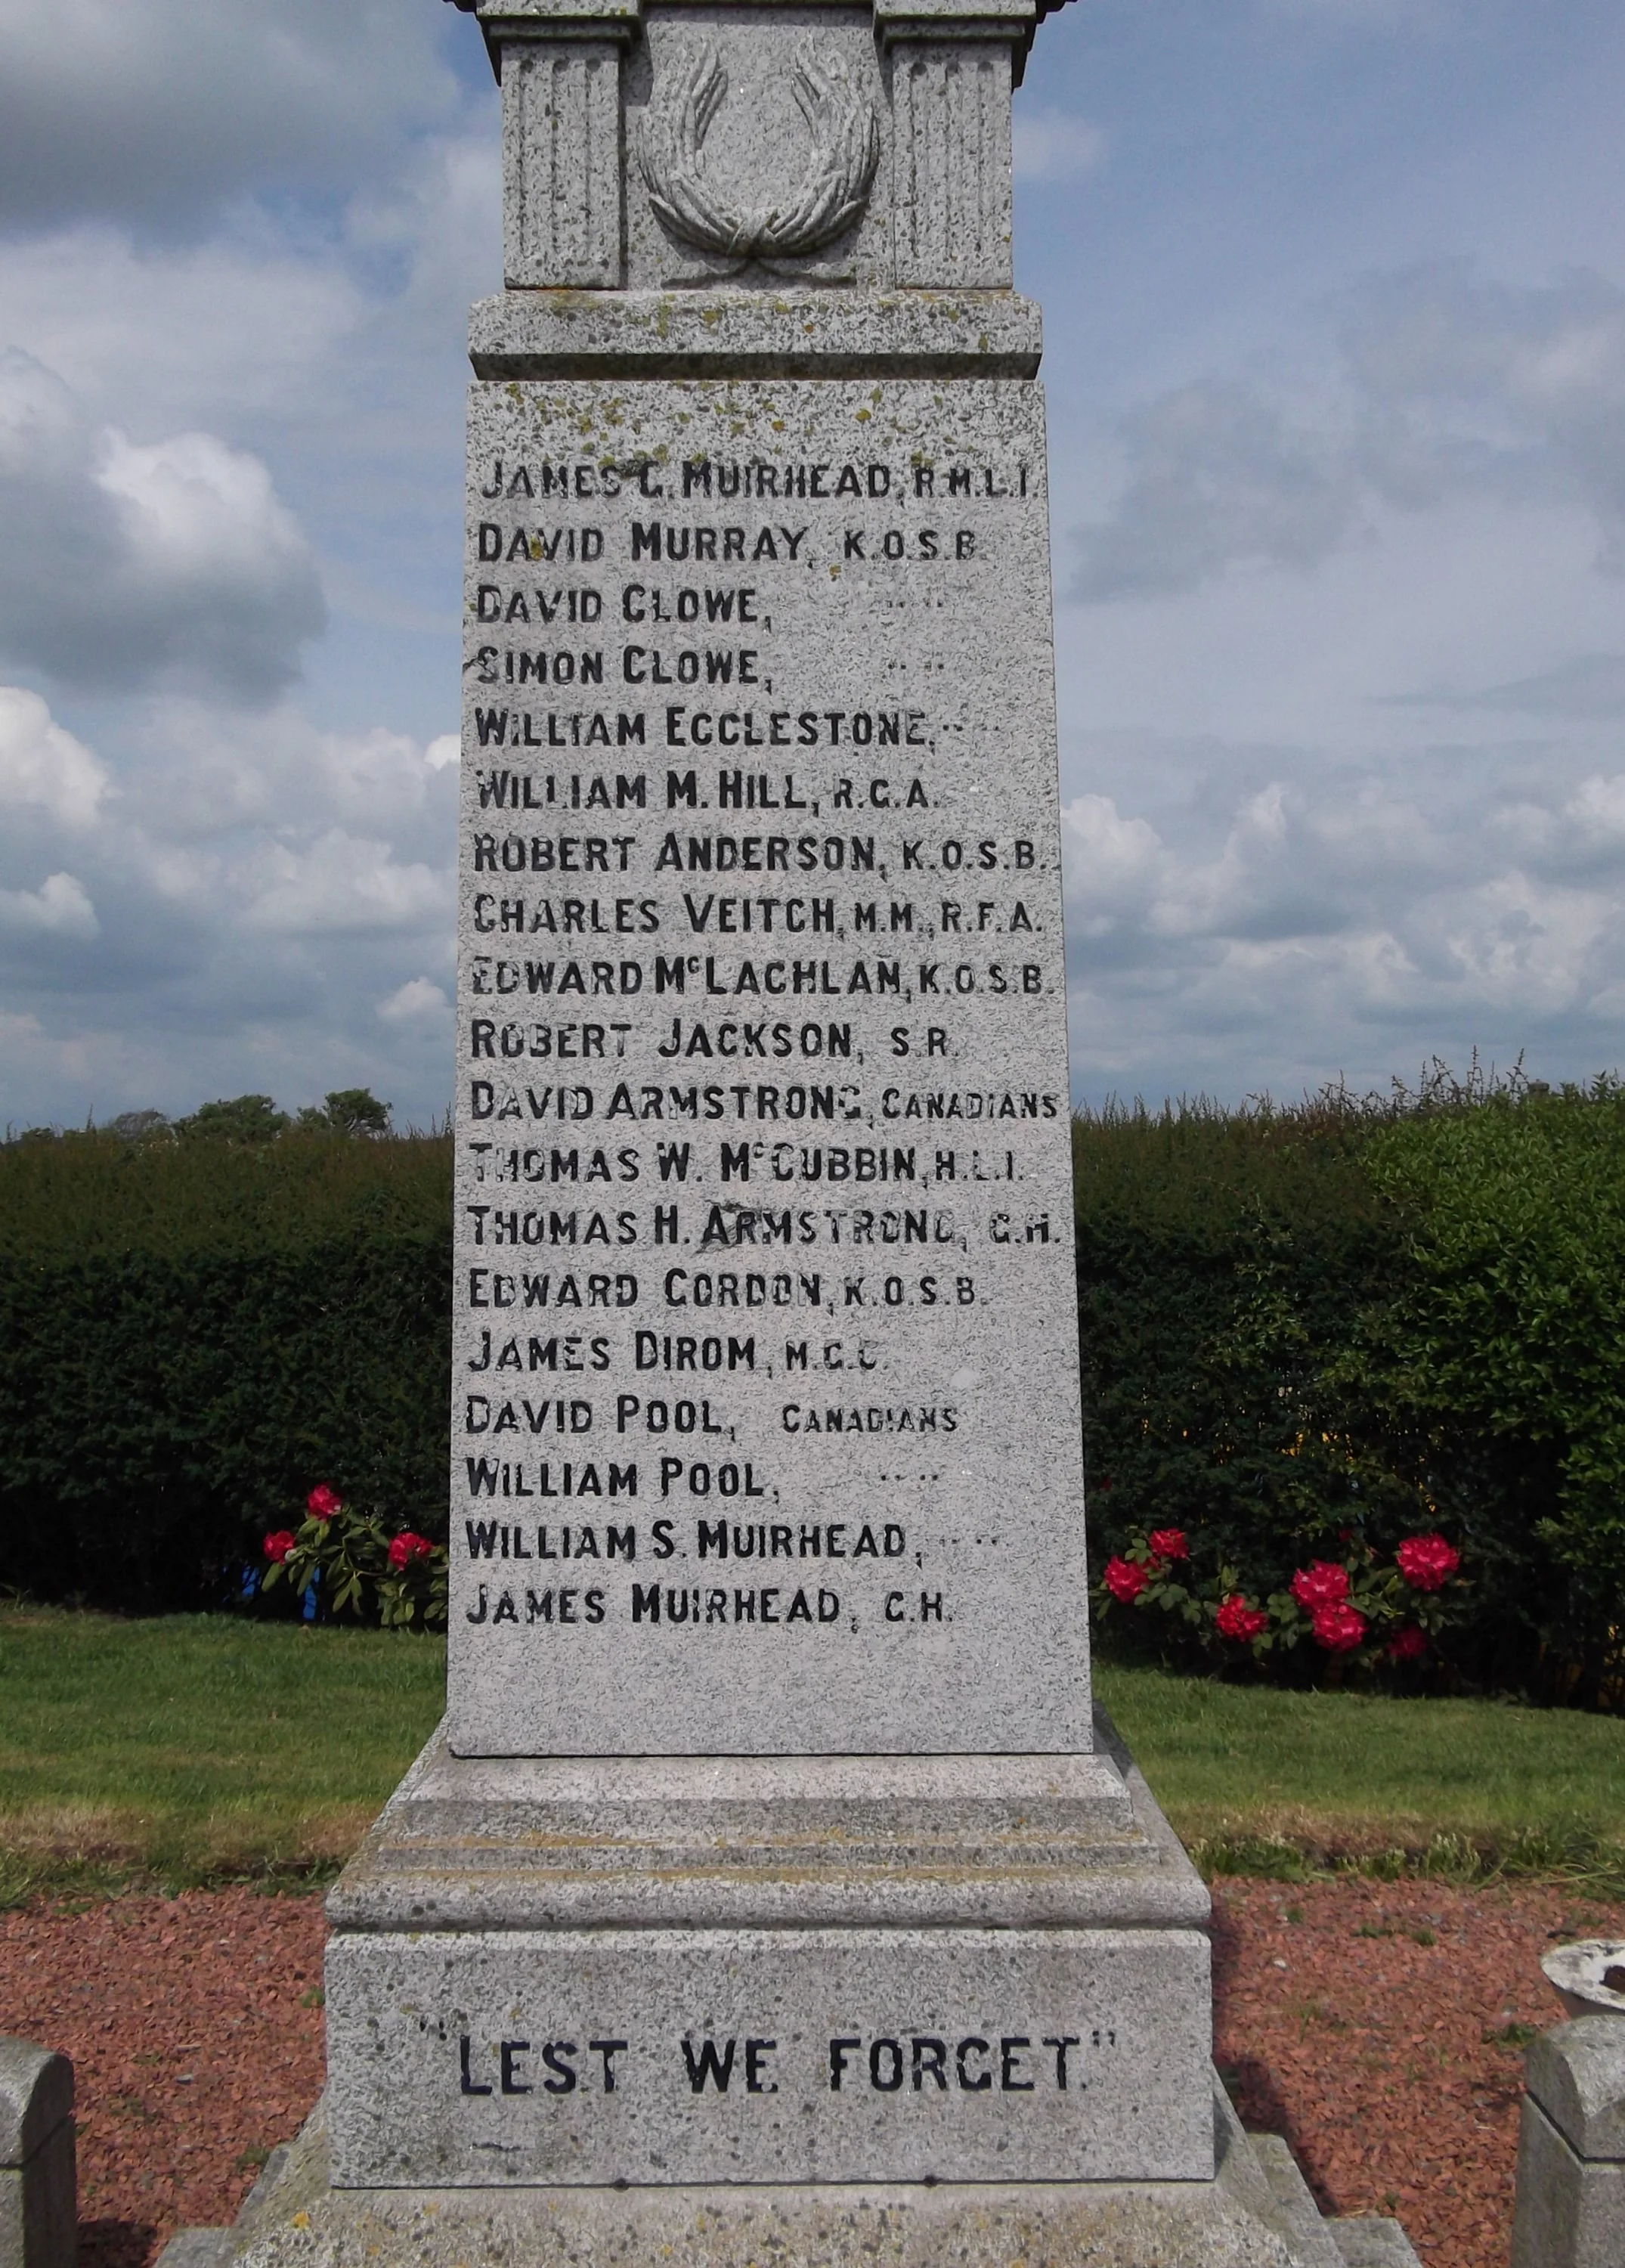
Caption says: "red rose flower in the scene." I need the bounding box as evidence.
[1148,1528,1188,1562]
[1291,1560,1350,1611]
[1215,1594,1269,1643]
[306,1483,342,1520]
[264,1529,296,1564]
[387,1530,433,1572]
[1387,1624,1428,1662]
[1395,1533,1459,1591]
[1311,1600,1367,1653]
[1103,1556,1149,1604]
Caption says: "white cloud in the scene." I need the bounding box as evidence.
[1012,110,1106,184]
[1404,653,1625,717]
[1562,774,1625,851]
[1059,795,1166,935]
[425,733,460,770]
[379,977,451,1022]
[0,229,367,436]
[0,872,98,937]
[1057,719,1625,1103]
[0,686,108,826]
[127,704,454,840]
[1072,380,1363,600]
[1071,263,1625,606]
[98,427,324,693]
[0,674,457,1121]
[240,829,450,935]
[0,350,323,699]
[0,0,466,231]
[0,1008,94,1115]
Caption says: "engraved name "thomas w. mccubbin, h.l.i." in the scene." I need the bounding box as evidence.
[299,0,1284,2249]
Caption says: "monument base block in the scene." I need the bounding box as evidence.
[322,1709,1212,2189]
[329,1924,1212,2186]
[163,1713,1421,2268]
[221,2093,1320,2268]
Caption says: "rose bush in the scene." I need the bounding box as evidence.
[1215,1594,1269,1644]
[1395,1533,1459,1591]
[1289,1561,1350,1611]
[259,1483,447,1628]
[1103,1555,1149,1603]
[1092,1520,1469,1679]
[1311,1600,1367,1653]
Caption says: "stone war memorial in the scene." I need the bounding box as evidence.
[206,2,1422,2263]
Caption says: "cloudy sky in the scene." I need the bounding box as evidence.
[1,0,1623,1126]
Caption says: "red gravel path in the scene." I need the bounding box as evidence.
[0,1891,326,2268]
[1213,1875,1625,2267]
[0,1877,1617,2268]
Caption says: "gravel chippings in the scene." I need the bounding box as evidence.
[0,1876,1618,2268]
[1215,1875,1625,2268]
[0,1889,326,2268]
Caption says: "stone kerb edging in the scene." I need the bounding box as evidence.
[0,2037,76,2268]
[1513,2012,1625,2268]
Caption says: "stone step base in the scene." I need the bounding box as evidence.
[156,2079,1421,2268]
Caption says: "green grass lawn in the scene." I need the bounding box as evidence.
[1097,1660,1625,1859]
[3,1610,1625,1892]
[0,1608,444,1888]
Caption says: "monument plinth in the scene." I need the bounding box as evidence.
[200,2,1420,2260]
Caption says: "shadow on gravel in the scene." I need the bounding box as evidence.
[1209,1896,1319,2192]
[81,2218,162,2268]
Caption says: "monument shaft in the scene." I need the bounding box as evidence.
[450,377,1091,1757]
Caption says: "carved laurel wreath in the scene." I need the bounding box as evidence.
[639,39,880,268]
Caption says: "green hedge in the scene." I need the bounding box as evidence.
[1076,1080,1625,1703]
[0,1132,452,1608]
[5,1078,1625,1701]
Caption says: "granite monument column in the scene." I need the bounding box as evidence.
[209,3,1416,2259]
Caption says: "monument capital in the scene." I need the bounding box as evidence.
[448,0,1066,78]
[449,0,1065,298]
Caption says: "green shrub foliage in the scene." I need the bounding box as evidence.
[0,1123,450,1609]
[1348,1083,1625,1693]
[1076,1070,1625,1703]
